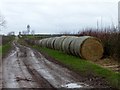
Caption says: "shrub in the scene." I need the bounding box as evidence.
[78,27,120,62]
[2,35,15,45]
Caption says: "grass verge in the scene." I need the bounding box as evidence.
[32,45,120,89]
[2,42,12,58]
[0,46,2,54]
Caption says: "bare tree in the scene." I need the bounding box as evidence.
[0,14,6,29]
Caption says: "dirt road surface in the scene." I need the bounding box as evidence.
[1,40,92,89]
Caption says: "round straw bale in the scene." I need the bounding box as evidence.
[81,37,103,61]
[70,36,89,56]
[47,38,54,48]
[38,36,103,61]
[40,39,44,47]
[54,37,60,50]
[45,38,49,47]
[41,39,44,47]
[62,36,77,53]
[70,36,104,61]
[54,36,67,50]
[41,38,48,47]
[38,40,42,46]
[51,37,57,49]
[46,38,51,48]
[52,37,60,50]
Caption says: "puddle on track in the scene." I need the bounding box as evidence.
[26,48,90,88]
[2,42,91,89]
[61,83,82,88]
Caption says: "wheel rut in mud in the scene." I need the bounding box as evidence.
[2,41,91,89]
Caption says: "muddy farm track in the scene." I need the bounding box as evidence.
[0,40,113,89]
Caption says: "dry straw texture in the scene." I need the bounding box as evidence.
[37,36,104,61]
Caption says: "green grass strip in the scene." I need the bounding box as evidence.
[32,45,120,89]
[2,42,12,57]
[0,46,2,58]
[0,46,2,54]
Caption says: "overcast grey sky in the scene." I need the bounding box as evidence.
[0,0,119,35]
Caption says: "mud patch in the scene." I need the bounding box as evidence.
[2,40,116,89]
[36,48,113,89]
[16,77,33,82]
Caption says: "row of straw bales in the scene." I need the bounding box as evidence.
[26,36,104,61]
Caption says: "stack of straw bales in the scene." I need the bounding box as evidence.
[28,36,104,61]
